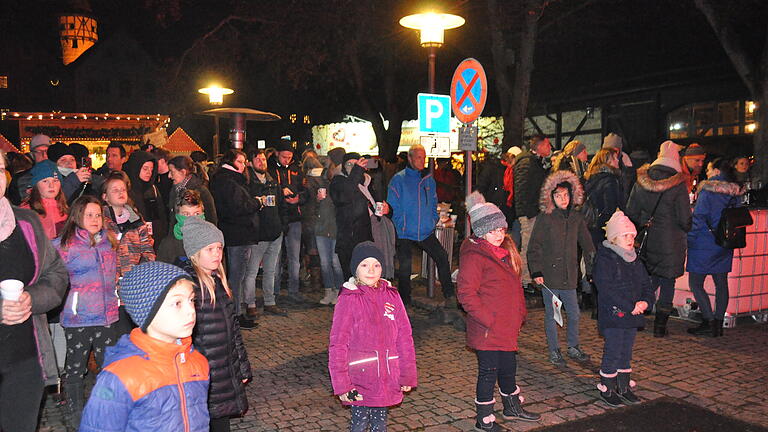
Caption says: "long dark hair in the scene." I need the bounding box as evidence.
[28,180,68,218]
[59,195,118,250]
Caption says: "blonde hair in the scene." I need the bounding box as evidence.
[189,251,232,305]
[584,148,620,180]
[502,234,523,276]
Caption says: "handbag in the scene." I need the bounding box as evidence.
[634,190,665,259]
[714,199,753,249]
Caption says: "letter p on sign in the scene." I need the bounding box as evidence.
[418,93,451,134]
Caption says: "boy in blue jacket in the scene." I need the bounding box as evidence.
[593,210,655,407]
[80,262,210,432]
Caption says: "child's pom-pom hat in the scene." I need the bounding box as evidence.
[604,210,637,242]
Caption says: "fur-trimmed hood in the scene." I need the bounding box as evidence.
[697,177,744,196]
[538,170,584,214]
[635,163,686,193]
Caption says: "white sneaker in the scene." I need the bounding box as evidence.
[319,288,335,305]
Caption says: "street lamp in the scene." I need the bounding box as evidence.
[198,85,234,105]
[399,12,465,93]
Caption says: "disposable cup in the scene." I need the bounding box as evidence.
[0,279,24,301]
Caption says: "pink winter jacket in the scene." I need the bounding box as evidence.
[328,278,417,407]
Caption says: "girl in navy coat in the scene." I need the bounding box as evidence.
[593,210,655,407]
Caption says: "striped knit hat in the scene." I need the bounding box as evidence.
[120,261,194,331]
[466,191,507,237]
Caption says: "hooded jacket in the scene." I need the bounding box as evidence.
[584,165,625,247]
[687,176,744,274]
[79,329,210,432]
[53,228,119,327]
[328,278,417,407]
[513,150,549,218]
[209,166,262,247]
[527,170,595,290]
[457,237,526,351]
[123,151,168,244]
[387,166,438,242]
[626,164,692,279]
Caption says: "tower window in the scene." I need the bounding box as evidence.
[0,76,7,89]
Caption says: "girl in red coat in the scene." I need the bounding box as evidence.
[458,192,541,432]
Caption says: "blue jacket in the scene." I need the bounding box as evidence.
[387,167,438,241]
[80,328,210,432]
[54,228,119,328]
[593,243,655,331]
[686,176,743,274]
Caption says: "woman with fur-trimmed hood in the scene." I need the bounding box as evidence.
[528,170,595,366]
[625,141,692,338]
[685,158,744,338]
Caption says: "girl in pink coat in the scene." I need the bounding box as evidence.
[328,241,417,431]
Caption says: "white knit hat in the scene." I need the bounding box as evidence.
[604,210,637,241]
[651,140,682,172]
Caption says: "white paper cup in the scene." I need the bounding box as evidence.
[0,279,24,301]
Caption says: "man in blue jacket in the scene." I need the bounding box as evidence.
[388,144,456,306]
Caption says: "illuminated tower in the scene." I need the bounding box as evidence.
[58,2,98,65]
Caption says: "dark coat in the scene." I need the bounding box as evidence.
[527,170,595,290]
[123,151,168,244]
[330,165,373,252]
[513,150,548,218]
[246,168,283,242]
[593,244,656,331]
[584,166,625,247]
[167,174,218,226]
[686,176,743,274]
[457,237,526,351]
[476,159,515,225]
[626,164,692,279]
[306,172,337,238]
[267,159,307,226]
[209,167,262,247]
[183,261,252,419]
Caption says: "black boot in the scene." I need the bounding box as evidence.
[598,373,622,407]
[500,387,541,422]
[63,379,84,432]
[712,319,724,337]
[616,371,641,405]
[474,399,501,431]
[687,319,711,336]
[653,308,670,338]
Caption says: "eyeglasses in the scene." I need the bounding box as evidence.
[488,228,506,235]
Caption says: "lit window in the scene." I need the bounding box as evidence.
[303,115,311,124]
[290,113,297,123]
[0,76,7,89]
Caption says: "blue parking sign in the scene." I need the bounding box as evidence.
[418,93,451,134]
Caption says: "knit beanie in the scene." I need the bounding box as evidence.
[120,261,194,331]
[343,152,362,165]
[182,216,225,258]
[275,140,294,153]
[604,209,637,242]
[466,191,507,237]
[651,140,682,172]
[327,147,346,165]
[684,143,706,157]
[602,133,623,151]
[350,241,385,276]
[29,160,60,186]
[30,134,51,150]
[46,142,73,163]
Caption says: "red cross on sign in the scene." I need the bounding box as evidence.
[450,58,487,124]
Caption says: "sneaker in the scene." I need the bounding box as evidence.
[567,345,590,362]
[549,349,567,367]
[263,305,288,317]
[237,315,257,330]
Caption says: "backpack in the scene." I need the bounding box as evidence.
[714,202,753,249]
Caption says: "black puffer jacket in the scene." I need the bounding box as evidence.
[209,166,261,247]
[267,159,307,226]
[180,259,252,419]
[584,166,625,247]
[476,158,516,225]
[246,168,283,242]
[330,164,373,253]
[626,164,692,279]
[123,151,168,244]
[513,150,549,218]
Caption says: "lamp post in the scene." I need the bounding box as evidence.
[399,12,465,93]
[198,85,234,156]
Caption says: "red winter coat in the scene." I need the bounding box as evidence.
[328,278,417,407]
[457,237,527,351]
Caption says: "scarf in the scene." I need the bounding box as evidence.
[173,212,205,240]
[0,197,16,242]
[503,164,514,207]
[602,239,637,263]
[173,175,192,195]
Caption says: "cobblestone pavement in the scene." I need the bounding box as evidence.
[39,288,768,431]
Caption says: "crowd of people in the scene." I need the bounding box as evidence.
[0,129,756,431]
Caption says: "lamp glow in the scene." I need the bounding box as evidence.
[198,86,234,105]
[399,12,465,47]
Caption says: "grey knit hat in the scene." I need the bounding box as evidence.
[120,261,194,331]
[466,191,507,237]
[602,133,624,151]
[182,216,225,257]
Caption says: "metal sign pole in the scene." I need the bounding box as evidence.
[465,121,474,237]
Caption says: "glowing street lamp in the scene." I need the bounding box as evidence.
[399,12,465,93]
[198,85,234,105]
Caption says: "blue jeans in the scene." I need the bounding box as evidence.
[541,288,581,352]
[274,221,302,294]
[242,235,283,307]
[227,244,252,315]
[316,236,344,289]
[600,327,636,374]
[650,275,676,310]
[475,350,517,402]
[689,272,729,320]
